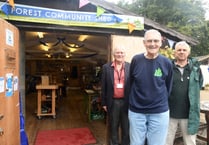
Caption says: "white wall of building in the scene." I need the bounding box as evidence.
[200,65,209,87]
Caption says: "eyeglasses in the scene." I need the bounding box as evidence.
[145,39,160,43]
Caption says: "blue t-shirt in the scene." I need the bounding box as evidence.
[129,53,173,113]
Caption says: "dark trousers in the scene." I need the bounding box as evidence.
[109,99,129,145]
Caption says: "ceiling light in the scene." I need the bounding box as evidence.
[38,35,84,59]
[69,48,77,52]
[69,43,76,47]
[45,54,51,58]
[78,35,88,41]
[37,32,44,38]
[40,45,50,51]
[42,37,84,48]
[65,53,71,58]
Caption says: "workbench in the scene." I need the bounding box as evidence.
[36,85,58,119]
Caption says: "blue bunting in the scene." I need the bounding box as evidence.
[1,3,12,16]
[113,15,123,23]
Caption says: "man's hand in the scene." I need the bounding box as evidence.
[103,106,107,112]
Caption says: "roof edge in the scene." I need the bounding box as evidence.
[89,0,199,45]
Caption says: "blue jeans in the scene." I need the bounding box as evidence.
[128,110,169,145]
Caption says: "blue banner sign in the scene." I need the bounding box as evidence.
[0,2,144,30]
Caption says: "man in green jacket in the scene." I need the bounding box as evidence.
[165,41,203,145]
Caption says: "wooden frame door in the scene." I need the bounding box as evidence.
[0,18,20,145]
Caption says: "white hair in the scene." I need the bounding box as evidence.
[144,29,162,39]
[175,41,191,53]
[113,46,126,54]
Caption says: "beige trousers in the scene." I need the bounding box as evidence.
[165,118,196,145]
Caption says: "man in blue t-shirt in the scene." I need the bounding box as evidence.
[128,29,173,145]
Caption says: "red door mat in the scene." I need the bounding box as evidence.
[34,127,97,145]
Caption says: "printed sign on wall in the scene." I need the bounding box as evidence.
[6,29,14,47]
[0,77,4,93]
[13,76,18,91]
[5,73,13,97]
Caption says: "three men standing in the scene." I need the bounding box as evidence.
[101,30,203,145]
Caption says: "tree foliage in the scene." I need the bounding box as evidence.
[117,0,209,57]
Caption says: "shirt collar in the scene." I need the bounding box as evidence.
[111,61,125,68]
